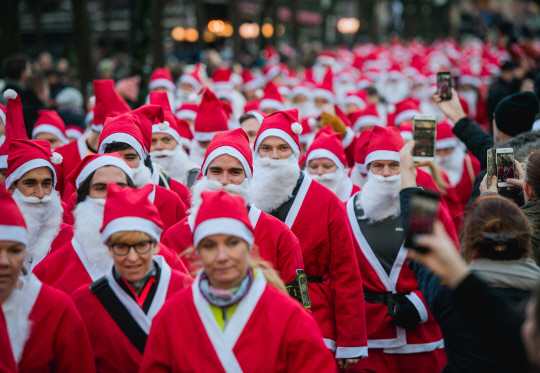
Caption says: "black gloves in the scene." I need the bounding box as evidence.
[388,293,421,331]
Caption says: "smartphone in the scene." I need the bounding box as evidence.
[404,190,440,253]
[412,114,437,162]
[486,148,496,189]
[437,72,452,100]
[496,148,515,188]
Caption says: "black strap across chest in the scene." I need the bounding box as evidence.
[90,278,148,354]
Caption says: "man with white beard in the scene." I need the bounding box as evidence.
[162,128,305,289]
[33,153,187,295]
[378,67,410,105]
[4,139,69,272]
[289,84,319,118]
[344,127,445,373]
[305,131,359,202]
[249,109,367,370]
[149,91,199,188]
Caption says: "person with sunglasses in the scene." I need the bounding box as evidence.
[72,183,193,373]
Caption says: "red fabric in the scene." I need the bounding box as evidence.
[194,89,229,135]
[6,140,56,184]
[454,153,481,207]
[0,307,16,373]
[354,129,372,165]
[71,269,193,373]
[440,169,464,236]
[168,178,191,210]
[253,109,301,152]
[51,223,74,252]
[0,184,26,230]
[150,91,178,130]
[33,110,67,137]
[261,81,283,103]
[139,284,337,372]
[0,90,27,159]
[54,139,86,201]
[212,67,232,84]
[306,132,348,169]
[200,129,253,177]
[350,348,445,373]
[66,152,131,190]
[93,80,131,126]
[17,281,95,373]
[366,126,403,160]
[149,68,174,86]
[315,68,335,96]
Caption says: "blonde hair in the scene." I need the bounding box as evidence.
[107,231,159,254]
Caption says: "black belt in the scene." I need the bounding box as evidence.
[364,291,406,305]
[307,276,324,283]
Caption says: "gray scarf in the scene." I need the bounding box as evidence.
[470,258,540,291]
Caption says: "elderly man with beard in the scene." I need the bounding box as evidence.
[5,138,71,272]
[249,109,368,370]
[148,91,199,188]
[344,126,451,373]
[33,153,187,296]
[162,128,305,289]
[306,131,359,202]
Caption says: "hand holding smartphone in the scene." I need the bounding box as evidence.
[437,72,452,101]
[412,114,437,163]
[404,190,440,253]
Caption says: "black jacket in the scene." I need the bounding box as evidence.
[452,117,494,169]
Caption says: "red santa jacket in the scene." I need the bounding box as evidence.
[139,269,337,373]
[72,256,193,373]
[455,152,481,207]
[33,238,187,295]
[440,169,465,236]
[279,176,367,359]
[54,136,89,202]
[0,307,16,373]
[5,274,95,373]
[345,195,444,353]
[162,205,304,283]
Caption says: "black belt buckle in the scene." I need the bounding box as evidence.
[286,269,312,309]
[387,298,401,318]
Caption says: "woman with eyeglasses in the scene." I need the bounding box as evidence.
[72,183,193,373]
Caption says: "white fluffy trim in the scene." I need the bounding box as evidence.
[3,89,17,100]
[291,122,303,135]
[308,117,317,127]
[188,92,199,102]
[158,121,170,130]
[49,152,63,165]
[88,95,95,106]
[255,88,264,99]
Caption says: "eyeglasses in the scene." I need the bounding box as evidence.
[109,240,154,256]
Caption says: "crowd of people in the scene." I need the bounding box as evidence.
[3,35,540,373]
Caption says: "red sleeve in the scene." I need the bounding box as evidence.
[169,180,192,209]
[0,307,16,373]
[157,244,189,274]
[274,225,305,283]
[138,309,174,373]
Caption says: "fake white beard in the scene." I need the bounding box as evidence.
[458,89,478,117]
[177,89,195,102]
[436,147,465,186]
[381,81,410,104]
[73,196,113,274]
[132,161,153,187]
[309,169,350,200]
[419,100,446,122]
[12,189,62,269]
[189,139,207,168]
[293,101,319,119]
[357,171,402,222]
[150,147,190,184]
[249,155,301,213]
[350,165,367,188]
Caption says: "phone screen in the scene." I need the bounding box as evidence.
[413,120,436,158]
[404,191,440,253]
[497,152,515,183]
[437,72,452,100]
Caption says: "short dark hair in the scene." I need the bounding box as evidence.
[24,74,47,96]
[76,169,136,204]
[239,113,256,125]
[102,141,135,155]
[2,54,30,81]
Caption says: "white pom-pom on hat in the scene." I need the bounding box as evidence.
[308,117,317,127]
[88,95,96,106]
[158,121,170,131]
[3,89,17,100]
[188,92,198,102]
[291,122,303,135]
[255,89,264,99]
[50,152,63,165]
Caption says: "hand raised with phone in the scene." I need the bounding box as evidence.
[434,88,467,124]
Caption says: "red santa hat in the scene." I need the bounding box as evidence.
[306,132,347,170]
[32,110,69,144]
[364,126,403,166]
[193,190,254,247]
[85,107,94,128]
[244,99,260,113]
[65,125,84,139]
[312,68,335,104]
[354,129,372,173]
[242,68,260,91]
[399,122,413,141]
[0,90,28,169]
[179,63,203,92]
[212,68,234,91]
[459,65,481,88]
[101,183,164,243]
[254,109,302,158]
[176,118,194,149]
[201,128,253,181]
[0,184,27,246]
[344,91,367,110]
[350,104,383,132]
[0,104,6,125]
[298,116,315,145]
[289,83,313,101]
[356,76,373,90]
[316,51,336,66]
[148,67,176,91]
[99,105,164,161]
[93,80,131,132]
[394,99,420,127]
[262,46,280,66]
[175,102,198,121]
[387,64,404,81]
[436,122,458,150]
[5,139,62,189]
[262,64,282,83]
[259,82,285,112]
[150,91,183,146]
[194,88,229,142]
[67,152,134,189]
[277,85,290,97]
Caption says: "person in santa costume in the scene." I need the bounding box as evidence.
[344,127,447,373]
[149,91,200,188]
[313,68,336,109]
[239,111,267,147]
[140,189,337,373]
[190,88,229,167]
[249,109,368,369]
[33,153,187,295]
[0,103,6,145]
[258,81,286,114]
[0,306,16,373]
[162,128,305,287]
[289,83,319,118]
[97,104,189,230]
[0,90,28,185]
[178,63,204,102]
[305,129,359,202]
[147,67,178,110]
[349,129,372,189]
[5,137,72,272]
[31,109,69,150]
[71,182,193,373]
[54,80,131,202]
[0,185,95,373]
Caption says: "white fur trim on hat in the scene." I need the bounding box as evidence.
[308,117,317,127]
[264,65,281,81]
[152,124,182,146]
[435,138,458,150]
[365,150,400,166]
[193,130,223,143]
[342,126,355,149]
[0,109,5,125]
[255,128,300,158]
[400,131,413,141]
[32,125,70,145]
[49,152,63,165]
[316,56,336,65]
[65,127,83,139]
[202,146,252,182]
[179,74,202,92]
[0,155,7,169]
[312,89,335,104]
[353,115,383,132]
[76,155,134,189]
[176,110,197,121]
[343,96,366,110]
[246,111,264,125]
[459,75,481,88]
[307,148,344,170]
[243,80,260,92]
[291,122,303,135]
[193,218,253,248]
[259,98,285,111]
[212,82,234,92]
[101,216,163,243]
[0,225,27,246]
[395,109,420,127]
[148,78,176,92]
[92,123,104,132]
[290,86,312,100]
[533,118,540,132]
[355,162,367,175]
[5,158,57,189]
[3,89,17,100]
[99,133,146,161]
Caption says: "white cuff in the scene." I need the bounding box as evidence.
[323,338,336,351]
[406,292,429,323]
[335,346,368,359]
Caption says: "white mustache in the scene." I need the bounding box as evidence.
[13,188,55,204]
[150,149,176,158]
